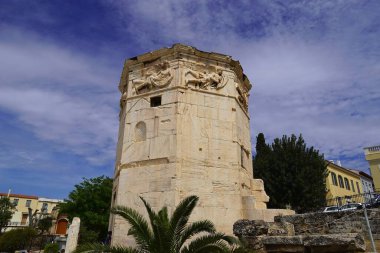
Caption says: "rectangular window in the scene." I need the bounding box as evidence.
[25,200,31,207]
[338,176,344,188]
[344,178,350,190]
[21,213,28,225]
[13,198,19,207]
[331,172,338,186]
[150,96,162,107]
[356,182,361,193]
[42,203,48,212]
[351,180,355,192]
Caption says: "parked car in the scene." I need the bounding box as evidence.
[323,206,340,213]
[366,196,380,209]
[340,203,362,211]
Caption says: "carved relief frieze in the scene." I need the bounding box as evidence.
[132,61,174,95]
[236,84,249,111]
[184,64,228,90]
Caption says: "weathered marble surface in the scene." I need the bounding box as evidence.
[110,44,292,246]
[65,217,80,253]
[233,210,378,252]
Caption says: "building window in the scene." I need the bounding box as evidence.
[338,175,344,188]
[21,213,28,225]
[351,180,355,192]
[150,96,162,107]
[42,203,48,212]
[344,178,350,190]
[25,200,31,208]
[13,199,19,207]
[135,121,146,142]
[331,172,338,186]
[356,182,361,193]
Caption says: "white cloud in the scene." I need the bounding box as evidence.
[0,87,118,165]
[0,26,118,88]
[107,0,380,171]
[1,0,379,174]
[0,27,120,166]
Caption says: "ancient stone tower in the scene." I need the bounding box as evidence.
[110,44,288,245]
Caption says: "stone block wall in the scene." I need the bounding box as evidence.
[234,209,380,252]
[275,209,380,239]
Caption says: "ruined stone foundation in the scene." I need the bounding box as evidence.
[110,44,294,245]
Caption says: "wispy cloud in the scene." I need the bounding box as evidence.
[0,27,120,166]
[109,0,380,170]
[0,0,379,197]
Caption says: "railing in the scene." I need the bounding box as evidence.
[7,221,29,227]
[364,145,380,154]
[326,191,379,207]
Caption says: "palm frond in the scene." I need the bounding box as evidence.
[139,197,173,251]
[111,205,153,249]
[74,243,141,253]
[170,195,198,230]
[190,243,230,253]
[181,233,237,253]
[170,195,199,250]
[139,196,161,251]
[155,206,172,250]
[176,220,216,250]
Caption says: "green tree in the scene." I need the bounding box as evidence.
[0,227,37,252]
[76,195,241,253]
[37,216,53,234]
[253,133,327,213]
[59,176,113,243]
[44,242,59,253]
[0,197,15,234]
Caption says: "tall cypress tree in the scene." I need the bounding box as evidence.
[253,133,327,213]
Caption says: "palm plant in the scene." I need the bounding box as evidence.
[75,195,241,253]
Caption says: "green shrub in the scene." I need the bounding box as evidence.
[44,242,59,253]
[0,227,37,252]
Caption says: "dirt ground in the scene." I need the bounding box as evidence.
[365,240,380,252]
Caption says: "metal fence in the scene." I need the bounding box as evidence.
[326,191,379,207]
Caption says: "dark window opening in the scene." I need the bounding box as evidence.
[356,182,361,193]
[331,172,338,186]
[338,175,344,188]
[150,96,162,107]
[344,178,350,190]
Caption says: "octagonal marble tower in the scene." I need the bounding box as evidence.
[110,44,290,245]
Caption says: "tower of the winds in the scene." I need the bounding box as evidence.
[110,44,292,245]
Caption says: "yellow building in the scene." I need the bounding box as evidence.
[37,197,64,214]
[0,193,39,227]
[364,145,380,191]
[0,193,63,233]
[325,161,363,205]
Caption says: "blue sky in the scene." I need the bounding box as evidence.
[0,0,379,199]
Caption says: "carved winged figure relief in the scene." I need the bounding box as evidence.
[132,61,173,94]
[185,67,228,90]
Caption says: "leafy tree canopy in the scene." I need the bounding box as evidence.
[59,176,113,242]
[0,227,37,252]
[37,216,53,234]
[44,242,60,253]
[0,197,15,234]
[253,133,327,213]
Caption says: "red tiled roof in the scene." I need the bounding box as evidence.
[0,193,38,199]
